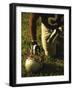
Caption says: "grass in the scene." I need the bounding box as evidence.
[21,13,64,77]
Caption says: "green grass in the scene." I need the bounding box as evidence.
[21,13,64,77]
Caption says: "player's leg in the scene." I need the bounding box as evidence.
[41,22,51,56]
[29,13,40,54]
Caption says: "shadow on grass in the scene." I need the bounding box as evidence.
[40,62,64,76]
[22,60,64,77]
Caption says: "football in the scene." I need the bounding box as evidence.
[25,57,42,73]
